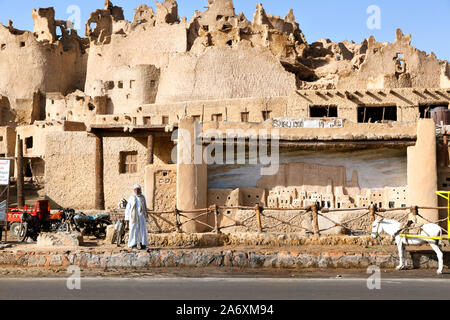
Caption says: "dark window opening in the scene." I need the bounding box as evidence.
[25,137,33,149]
[1,44,5,51]
[162,116,169,125]
[105,81,114,90]
[241,112,249,123]
[20,42,25,47]
[226,40,232,46]
[25,163,32,178]
[389,201,395,209]
[262,111,272,121]
[143,117,151,125]
[88,103,95,111]
[211,114,223,122]
[118,81,124,89]
[420,104,448,119]
[310,106,338,118]
[357,106,397,123]
[120,151,138,174]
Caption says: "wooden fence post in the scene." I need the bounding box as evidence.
[369,204,376,224]
[213,204,220,234]
[255,204,263,233]
[175,208,182,233]
[411,206,418,223]
[312,204,319,236]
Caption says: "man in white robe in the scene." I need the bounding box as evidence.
[125,185,149,250]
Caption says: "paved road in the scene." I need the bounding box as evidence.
[1,276,450,300]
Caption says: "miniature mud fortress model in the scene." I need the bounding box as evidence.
[0,0,449,234]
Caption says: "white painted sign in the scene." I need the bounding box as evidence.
[0,159,10,186]
[273,118,343,129]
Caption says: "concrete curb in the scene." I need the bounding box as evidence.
[0,248,443,270]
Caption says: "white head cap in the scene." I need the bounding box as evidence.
[133,184,142,190]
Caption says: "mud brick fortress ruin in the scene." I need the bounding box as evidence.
[0,0,449,233]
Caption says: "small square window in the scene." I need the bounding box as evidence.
[241,112,249,123]
[25,137,33,149]
[262,111,272,121]
[211,114,222,122]
[162,116,169,125]
[143,117,151,125]
[120,151,138,174]
[118,81,124,89]
[105,81,114,90]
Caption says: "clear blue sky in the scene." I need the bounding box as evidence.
[0,0,448,60]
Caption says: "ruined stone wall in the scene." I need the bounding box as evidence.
[0,25,86,124]
[155,46,297,104]
[139,96,289,125]
[84,22,189,99]
[45,92,107,123]
[17,121,86,159]
[0,126,15,157]
[338,30,446,90]
[136,87,450,126]
[86,65,160,115]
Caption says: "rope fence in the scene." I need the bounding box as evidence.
[110,204,448,236]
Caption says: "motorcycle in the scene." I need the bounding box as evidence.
[17,211,41,243]
[65,211,112,239]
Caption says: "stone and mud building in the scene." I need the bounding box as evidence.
[0,0,449,233]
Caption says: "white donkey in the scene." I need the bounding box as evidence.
[371,218,444,274]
